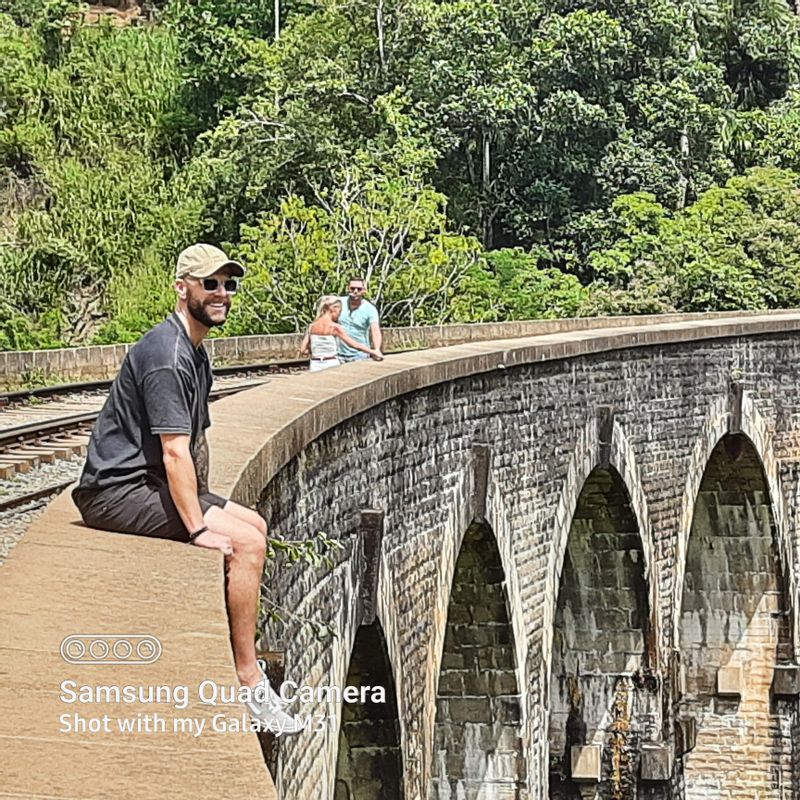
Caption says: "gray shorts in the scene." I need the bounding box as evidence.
[72,479,227,543]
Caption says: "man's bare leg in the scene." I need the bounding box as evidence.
[221,500,268,540]
[201,505,266,688]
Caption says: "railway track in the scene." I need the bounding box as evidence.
[0,361,306,515]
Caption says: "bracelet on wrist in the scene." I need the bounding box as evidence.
[188,525,208,542]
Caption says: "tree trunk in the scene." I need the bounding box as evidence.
[376,0,387,80]
[482,131,493,248]
[677,9,699,210]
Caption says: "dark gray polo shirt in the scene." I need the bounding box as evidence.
[77,313,212,490]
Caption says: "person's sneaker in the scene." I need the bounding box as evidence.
[243,664,305,736]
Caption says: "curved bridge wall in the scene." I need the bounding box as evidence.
[205,314,800,799]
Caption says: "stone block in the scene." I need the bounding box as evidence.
[447,697,491,723]
[772,664,800,698]
[496,697,521,724]
[670,649,686,701]
[716,664,743,697]
[674,717,697,756]
[639,744,673,782]
[570,745,602,782]
[437,671,463,696]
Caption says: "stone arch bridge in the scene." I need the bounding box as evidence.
[3,311,800,800]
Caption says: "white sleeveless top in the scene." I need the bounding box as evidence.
[310,334,338,359]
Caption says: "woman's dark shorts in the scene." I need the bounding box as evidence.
[72,480,227,544]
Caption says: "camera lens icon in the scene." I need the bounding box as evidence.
[60,635,162,665]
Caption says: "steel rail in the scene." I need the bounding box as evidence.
[0,480,76,514]
[0,359,308,405]
[0,381,269,452]
[0,379,275,512]
[0,413,98,451]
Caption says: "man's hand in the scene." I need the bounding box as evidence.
[369,320,383,353]
[191,530,233,556]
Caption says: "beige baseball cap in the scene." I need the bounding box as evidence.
[175,243,245,279]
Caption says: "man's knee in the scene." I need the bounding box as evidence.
[224,500,268,538]
[252,513,267,538]
[236,526,267,561]
[238,510,267,540]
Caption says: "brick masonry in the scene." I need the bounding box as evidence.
[679,436,793,799]
[203,320,800,800]
[334,621,403,800]
[548,467,660,800]
[430,521,526,799]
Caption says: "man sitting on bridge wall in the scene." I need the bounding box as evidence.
[72,243,301,734]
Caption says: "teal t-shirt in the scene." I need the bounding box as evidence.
[338,297,379,358]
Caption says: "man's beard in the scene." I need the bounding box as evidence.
[187,294,229,328]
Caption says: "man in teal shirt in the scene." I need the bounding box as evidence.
[338,277,383,362]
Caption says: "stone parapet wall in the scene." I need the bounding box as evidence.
[2,309,797,389]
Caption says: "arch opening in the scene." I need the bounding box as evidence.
[430,521,526,798]
[334,619,404,800]
[678,433,795,795]
[548,466,658,799]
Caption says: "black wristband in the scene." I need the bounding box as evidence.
[188,525,208,542]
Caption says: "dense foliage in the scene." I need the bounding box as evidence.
[1,0,800,348]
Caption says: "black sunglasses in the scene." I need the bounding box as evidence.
[188,277,239,294]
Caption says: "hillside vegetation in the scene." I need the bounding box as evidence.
[2,0,800,348]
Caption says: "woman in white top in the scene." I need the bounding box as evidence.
[300,295,383,372]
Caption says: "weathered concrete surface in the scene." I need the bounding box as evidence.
[0,492,277,800]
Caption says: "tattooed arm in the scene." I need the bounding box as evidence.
[193,430,210,495]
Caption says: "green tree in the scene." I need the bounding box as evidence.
[227,135,483,332]
[0,12,206,346]
[583,167,800,313]
[453,248,588,321]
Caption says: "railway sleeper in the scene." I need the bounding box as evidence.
[0,454,37,472]
[3,450,41,466]
[13,447,58,464]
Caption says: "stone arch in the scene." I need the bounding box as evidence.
[672,394,796,656]
[486,478,532,777]
[543,417,658,693]
[430,520,527,798]
[609,419,659,664]
[334,618,404,800]
[677,431,795,795]
[547,463,658,799]
[419,469,479,796]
